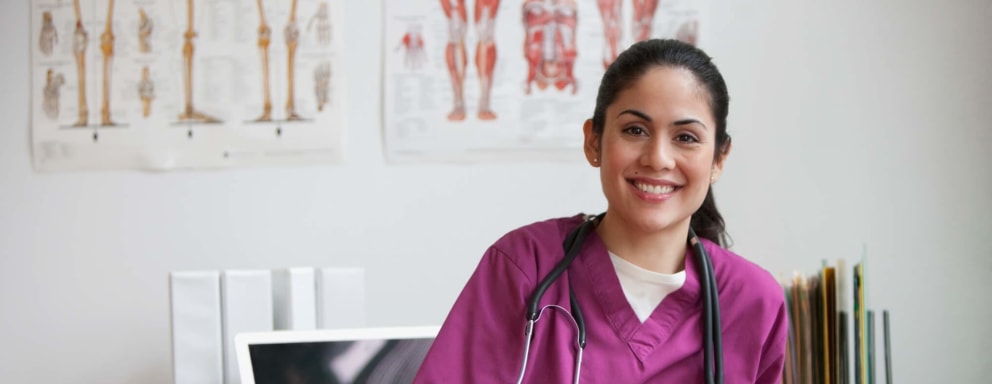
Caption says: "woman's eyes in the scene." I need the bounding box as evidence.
[622,126,648,136]
[621,127,701,143]
[676,133,700,143]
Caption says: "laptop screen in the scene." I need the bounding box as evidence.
[237,326,438,384]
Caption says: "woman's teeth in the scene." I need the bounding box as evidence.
[635,182,675,194]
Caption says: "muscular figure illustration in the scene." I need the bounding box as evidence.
[72,0,89,126]
[254,0,273,121]
[43,69,65,119]
[523,0,578,95]
[284,0,304,121]
[138,8,153,53]
[40,11,58,56]
[675,19,699,46]
[99,0,116,126]
[307,1,331,46]
[474,0,499,120]
[397,24,426,71]
[597,0,660,68]
[597,0,620,69]
[178,0,220,123]
[440,0,468,121]
[314,61,330,112]
[631,0,659,42]
[138,66,154,117]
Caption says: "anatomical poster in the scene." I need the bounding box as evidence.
[383,0,703,163]
[30,0,346,172]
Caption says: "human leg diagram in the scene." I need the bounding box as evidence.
[43,69,65,119]
[441,0,468,121]
[474,0,499,120]
[522,0,578,94]
[313,61,330,112]
[255,0,273,121]
[99,0,116,126]
[306,1,331,46]
[596,0,621,69]
[631,0,659,42]
[397,24,426,71]
[138,8,153,53]
[138,66,154,117]
[178,0,220,123]
[72,0,88,126]
[40,11,58,56]
[283,0,303,121]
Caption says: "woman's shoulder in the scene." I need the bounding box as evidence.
[491,214,585,253]
[486,214,587,271]
[702,239,784,307]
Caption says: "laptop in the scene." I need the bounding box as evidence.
[235,326,440,384]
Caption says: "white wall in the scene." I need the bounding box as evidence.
[1,0,989,383]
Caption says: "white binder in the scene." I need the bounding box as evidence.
[221,270,273,384]
[316,268,367,329]
[169,271,224,384]
[272,267,317,330]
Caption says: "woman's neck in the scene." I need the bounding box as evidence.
[595,212,690,275]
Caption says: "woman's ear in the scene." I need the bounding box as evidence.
[711,139,732,183]
[583,119,600,167]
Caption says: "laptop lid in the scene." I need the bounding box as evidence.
[235,326,440,384]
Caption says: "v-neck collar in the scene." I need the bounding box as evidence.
[573,228,703,362]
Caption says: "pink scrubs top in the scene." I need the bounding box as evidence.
[415,215,787,383]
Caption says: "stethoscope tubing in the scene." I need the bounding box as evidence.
[517,215,723,384]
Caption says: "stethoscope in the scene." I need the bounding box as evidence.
[515,213,724,384]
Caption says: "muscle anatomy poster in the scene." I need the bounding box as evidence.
[30,0,346,171]
[384,0,703,163]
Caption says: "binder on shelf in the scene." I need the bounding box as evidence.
[221,270,274,384]
[272,267,317,330]
[169,271,224,384]
[316,267,366,329]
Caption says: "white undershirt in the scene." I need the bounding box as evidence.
[609,252,687,323]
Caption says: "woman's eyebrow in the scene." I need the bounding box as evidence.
[674,118,708,130]
[616,109,652,121]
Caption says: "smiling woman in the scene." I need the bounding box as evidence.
[414,39,787,384]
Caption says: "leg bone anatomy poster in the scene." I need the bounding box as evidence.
[384,0,703,163]
[30,0,346,172]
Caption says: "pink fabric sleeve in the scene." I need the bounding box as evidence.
[755,300,789,384]
[414,246,534,384]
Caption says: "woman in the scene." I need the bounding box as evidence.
[415,39,787,383]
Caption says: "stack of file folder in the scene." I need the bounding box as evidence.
[780,258,892,384]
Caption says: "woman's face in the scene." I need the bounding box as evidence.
[584,66,728,235]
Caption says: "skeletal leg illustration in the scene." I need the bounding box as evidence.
[178,0,220,123]
[138,8,153,53]
[475,0,499,120]
[284,0,303,121]
[44,69,65,119]
[597,0,621,69]
[441,0,467,121]
[255,0,273,121]
[99,0,116,126]
[313,61,330,112]
[138,66,154,117]
[306,1,331,46]
[631,0,659,42]
[675,19,699,46]
[72,0,88,126]
[40,11,58,56]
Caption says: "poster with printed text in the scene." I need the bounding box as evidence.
[30,0,346,172]
[384,0,704,163]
